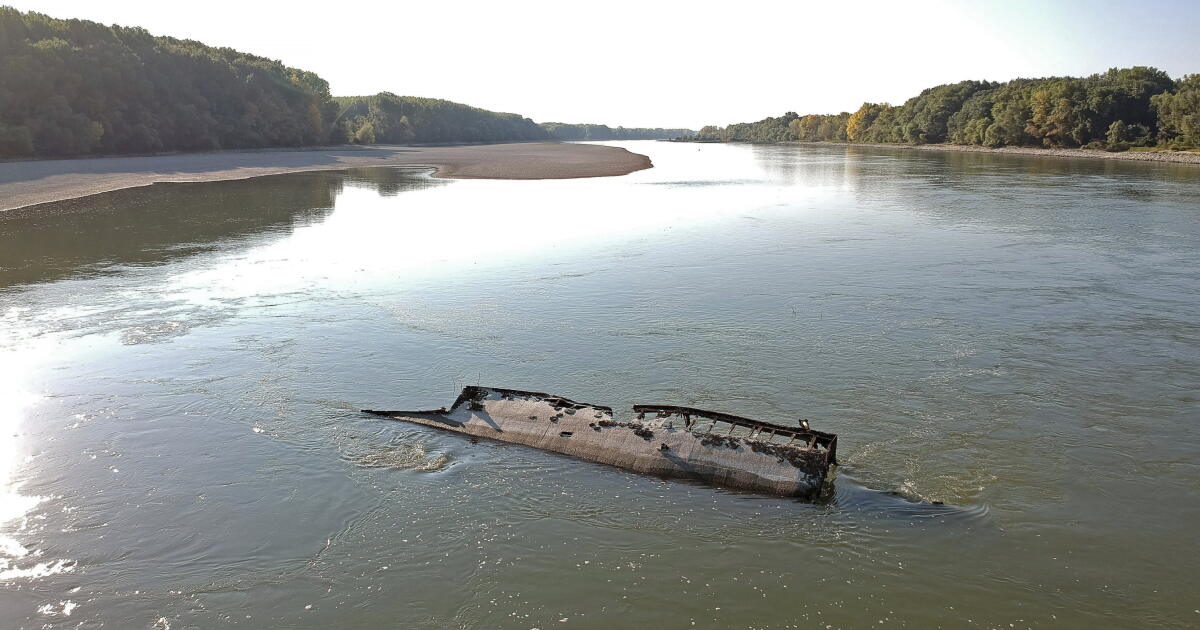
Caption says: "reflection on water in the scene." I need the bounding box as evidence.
[0,167,441,288]
[0,367,54,581]
[1,141,1199,628]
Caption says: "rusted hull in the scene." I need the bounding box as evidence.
[364,386,837,498]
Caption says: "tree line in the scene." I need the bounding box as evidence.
[540,123,695,141]
[332,93,551,145]
[0,8,695,159]
[0,7,337,157]
[325,98,698,146]
[693,68,1199,151]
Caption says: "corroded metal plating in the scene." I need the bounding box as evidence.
[364,386,837,497]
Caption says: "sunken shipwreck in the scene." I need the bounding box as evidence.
[363,386,838,497]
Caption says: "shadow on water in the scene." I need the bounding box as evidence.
[650,465,990,527]
[0,167,441,289]
[823,472,991,525]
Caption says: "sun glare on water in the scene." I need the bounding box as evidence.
[0,337,73,582]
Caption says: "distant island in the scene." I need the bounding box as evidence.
[688,69,1199,155]
[0,8,694,160]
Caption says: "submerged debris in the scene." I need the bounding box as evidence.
[363,386,837,497]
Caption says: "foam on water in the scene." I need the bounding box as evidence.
[342,440,452,472]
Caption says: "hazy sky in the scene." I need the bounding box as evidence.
[10,0,1200,129]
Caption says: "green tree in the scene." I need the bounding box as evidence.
[0,7,338,158]
[696,67,1190,151]
[333,93,547,144]
[1152,74,1200,148]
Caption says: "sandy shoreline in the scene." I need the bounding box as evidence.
[0,142,653,214]
[796,141,1200,165]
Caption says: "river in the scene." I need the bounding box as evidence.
[1,141,1198,628]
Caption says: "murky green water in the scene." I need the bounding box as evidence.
[1,141,1198,628]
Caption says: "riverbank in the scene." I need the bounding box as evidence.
[794,141,1200,164]
[0,142,653,213]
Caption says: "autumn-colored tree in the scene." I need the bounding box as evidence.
[788,115,822,142]
[693,67,1195,151]
[846,103,889,141]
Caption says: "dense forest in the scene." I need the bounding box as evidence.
[694,68,1199,151]
[332,93,551,145]
[540,123,694,141]
[0,8,689,159]
[0,7,337,157]
[331,101,696,144]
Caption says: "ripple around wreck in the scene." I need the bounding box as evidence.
[342,440,451,472]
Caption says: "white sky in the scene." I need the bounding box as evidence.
[10,0,1199,130]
